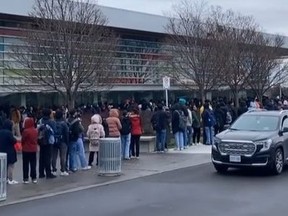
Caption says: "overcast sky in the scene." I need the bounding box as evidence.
[97,0,288,36]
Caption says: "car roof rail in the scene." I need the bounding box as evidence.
[247,108,267,113]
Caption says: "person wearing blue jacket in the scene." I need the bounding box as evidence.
[202,103,216,145]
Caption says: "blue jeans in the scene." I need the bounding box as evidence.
[204,127,215,145]
[175,131,184,150]
[183,127,188,147]
[187,126,193,146]
[121,134,131,159]
[156,129,167,151]
[69,138,88,171]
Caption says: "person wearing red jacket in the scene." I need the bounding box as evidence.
[21,117,38,184]
[129,108,142,158]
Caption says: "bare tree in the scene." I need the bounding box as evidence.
[7,0,117,109]
[210,8,261,107]
[165,0,224,102]
[245,34,288,102]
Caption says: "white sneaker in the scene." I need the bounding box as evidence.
[60,171,69,176]
[8,180,19,185]
[23,180,29,184]
[52,171,57,176]
[32,180,37,184]
[82,166,91,170]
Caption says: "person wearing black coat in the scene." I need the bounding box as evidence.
[238,101,248,117]
[151,104,170,152]
[38,108,57,179]
[171,103,187,150]
[214,104,226,134]
[0,119,18,184]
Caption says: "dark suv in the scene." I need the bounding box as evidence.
[212,110,288,175]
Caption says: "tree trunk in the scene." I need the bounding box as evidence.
[232,87,240,108]
[66,91,75,110]
[200,87,205,104]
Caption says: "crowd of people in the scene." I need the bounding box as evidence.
[0,95,287,185]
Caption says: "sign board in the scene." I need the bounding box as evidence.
[163,76,170,89]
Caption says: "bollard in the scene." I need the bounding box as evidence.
[98,138,122,176]
[0,153,7,202]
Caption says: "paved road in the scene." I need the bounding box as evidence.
[1,163,288,216]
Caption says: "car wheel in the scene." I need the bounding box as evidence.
[271,148,284,175]
[213,163,228,174]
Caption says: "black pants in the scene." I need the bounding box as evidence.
[193,127,201,143]
[202,126,206,144]
[88,151,99,166]
[22,152,37,181]
[130,135,141,157]
[39,145,52,177]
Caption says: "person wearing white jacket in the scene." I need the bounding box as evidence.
[87,114,105,166]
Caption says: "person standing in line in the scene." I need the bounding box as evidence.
[186,104,193,146]
[11,106,21,137]
[52,110,69,176]
[68,109,91,172]
[202,104,216,145]
[87,114,105,166]
[120,111,132,160]
[130,108,142,159]
[38,108,57,179]
[0,119,18,184]
[172,103,186,151]
[192,105,201,145]
[21,117,38,184]
[106,109,122,138]
[178,99,188,149]
[151,104,169,153]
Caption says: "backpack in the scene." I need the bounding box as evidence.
[89,125,101,146]
[120,117,131,135]
[176,110,187,130]
[54,121,63,145]
[38,121,55,146]
[226,111,232,124]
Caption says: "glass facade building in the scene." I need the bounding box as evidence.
[0,14,171,89]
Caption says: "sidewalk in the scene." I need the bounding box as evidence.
[0,145,211,206]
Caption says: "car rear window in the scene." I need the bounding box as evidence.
[230,115,279,131]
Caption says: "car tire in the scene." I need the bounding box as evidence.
[270,148,284,175]
[213,163,228,174]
